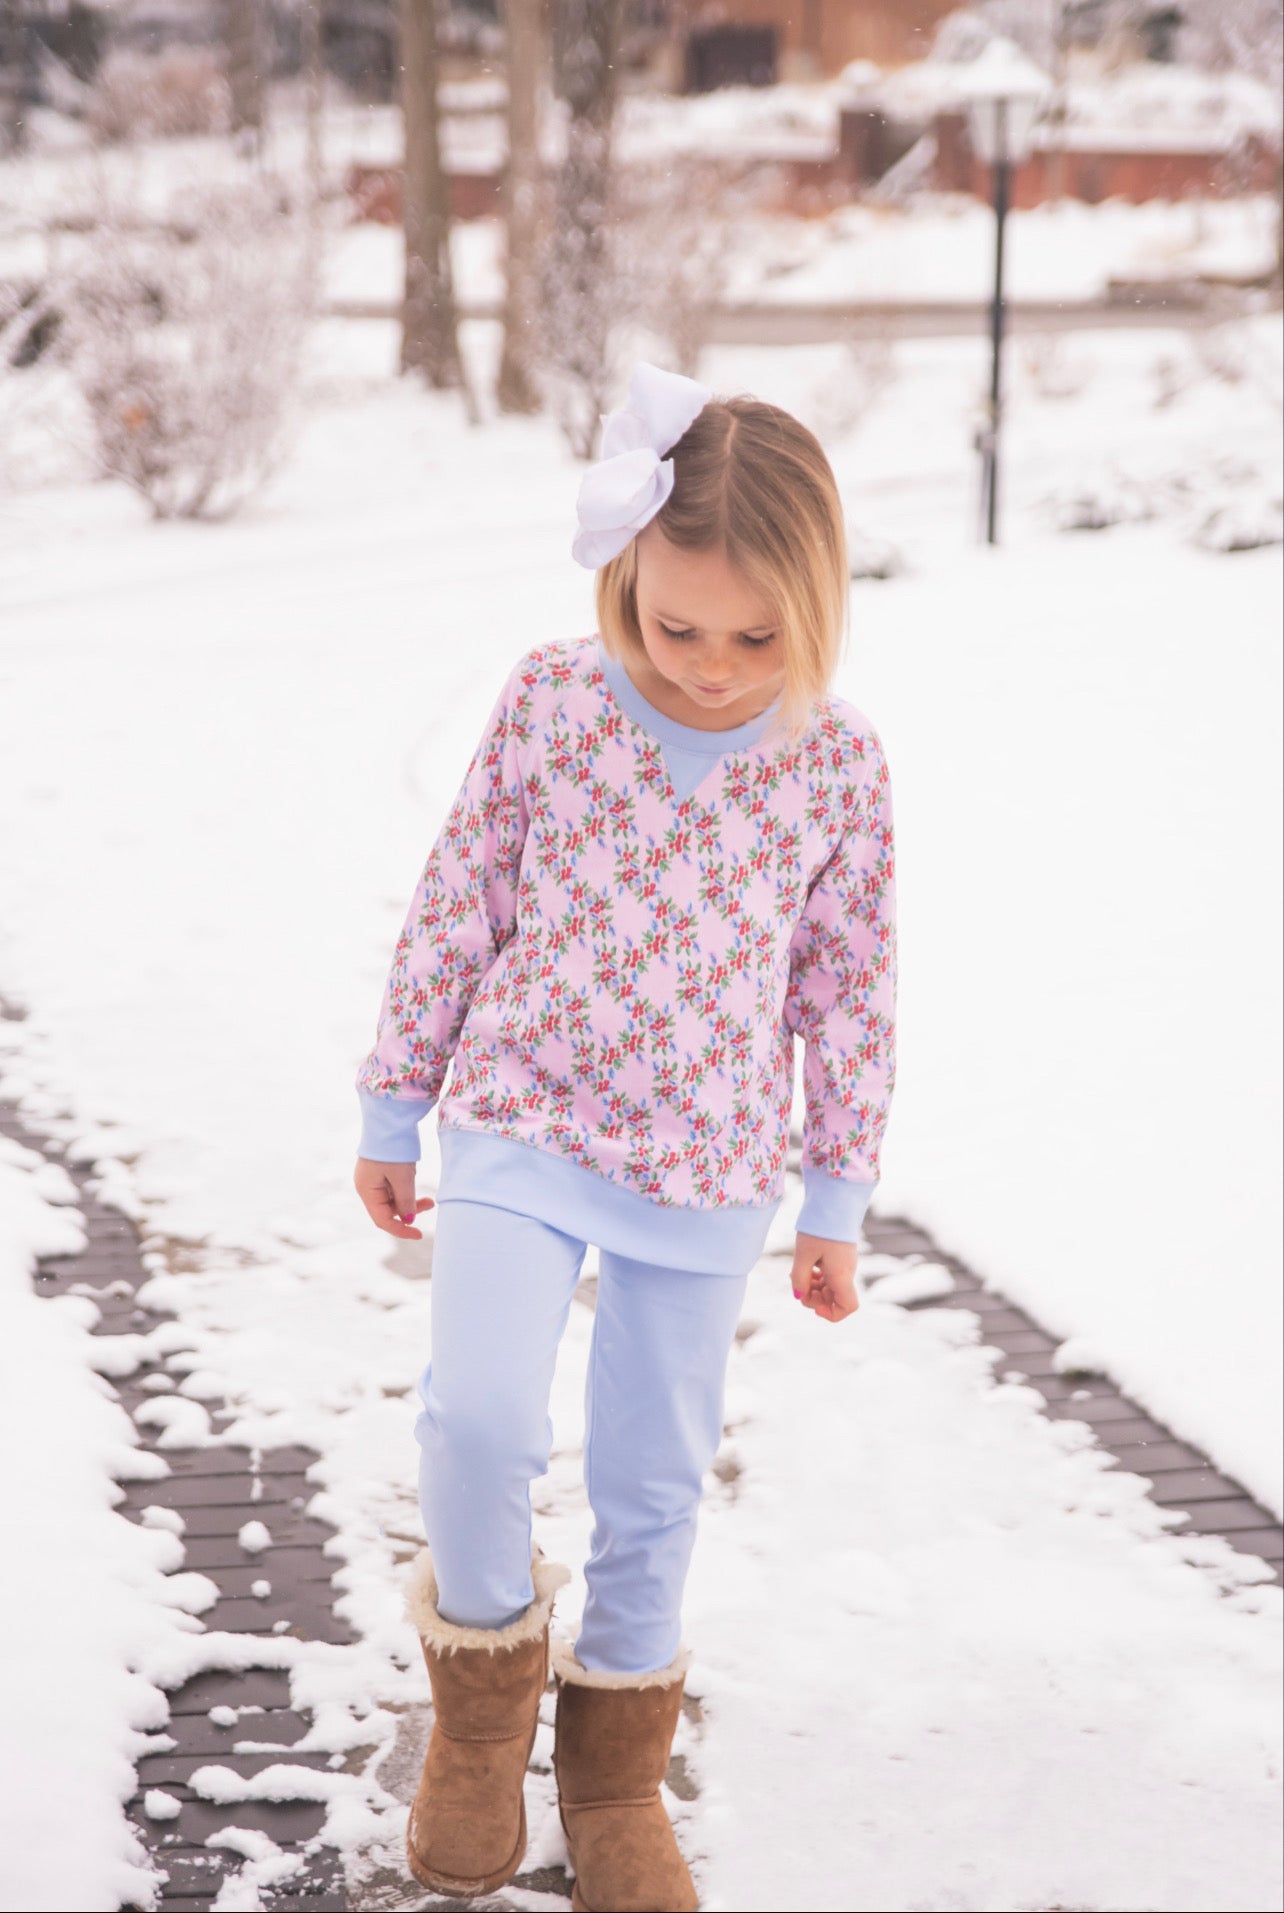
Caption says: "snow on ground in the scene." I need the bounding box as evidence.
[0,1097,201,1912]
[316,192,1281,316]
[2,98,1278,315]
[0,309,1280,1909]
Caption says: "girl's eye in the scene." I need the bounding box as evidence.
[657,623,776,649]
[659,623,695,642]
[740,633,776,649]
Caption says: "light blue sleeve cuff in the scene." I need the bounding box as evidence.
[796,1163,877,1243]
[357,1086,434,1163]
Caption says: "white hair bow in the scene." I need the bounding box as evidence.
[571,362,714,570]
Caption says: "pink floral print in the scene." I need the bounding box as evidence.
[355,638,896,1211]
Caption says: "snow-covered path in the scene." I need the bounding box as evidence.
[1,333,1280,1909]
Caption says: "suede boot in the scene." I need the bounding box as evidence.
[552,1639,700,1913]
[404,1547,570,1898]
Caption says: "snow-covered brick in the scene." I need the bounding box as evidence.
[190,1763,368,1806]
[86,1334,149,1379]
[177,1369,233,1401]
[866,1261,955,1305]
[158,1572,220,1616]
[107,1443,170,1481]
[139,1503,186,1535]
[133,1397,213,1447]
[1054,1338,1110,1379]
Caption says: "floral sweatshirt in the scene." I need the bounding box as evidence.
[355,636,897,1275]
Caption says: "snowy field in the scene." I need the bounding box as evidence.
[2,105,1280,316]
[1,299,1281,1909]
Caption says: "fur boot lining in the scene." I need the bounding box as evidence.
[550,1634,692,1690]
[405,1547,571,1655]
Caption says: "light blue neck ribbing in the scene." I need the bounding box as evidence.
[595,637,783,793]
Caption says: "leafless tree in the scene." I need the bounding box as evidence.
[302,0,324,208]
[612,154,761,379]
[1180,0,1284,286]
[537,0,624,455]
[224,0,265,143]
[400,0,471,404]
[497,0,547,413]
[56,177,316,520]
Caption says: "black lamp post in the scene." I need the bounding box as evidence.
[961,42,1050,546]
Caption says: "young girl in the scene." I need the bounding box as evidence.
[353,362,897,1912]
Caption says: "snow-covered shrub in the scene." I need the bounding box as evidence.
[1021,332,1093,401]
[1048,474,1157,533]
[532,213,619,460]
[1189,492,1283,553]
[1044,452,1282,552]
[1153,323,1284,413]
[530,150,764,457]
[57,180,315,520]
[848,526,905,581]
[610,156,761,383]
[0,286,86,492]
[807,331,897,443]
[87,48,231,143]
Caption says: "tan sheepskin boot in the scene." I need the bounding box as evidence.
[404,1547,570,1898]
[552,1639,700,1913]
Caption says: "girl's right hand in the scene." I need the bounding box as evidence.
[353,1157,436,1240]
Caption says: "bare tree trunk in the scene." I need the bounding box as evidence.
[1,0,28,154]
[225,0,265,143]
[497,0,544,413]
[545,0,624,455]
[399,0,468,398]
[302,0,324,209]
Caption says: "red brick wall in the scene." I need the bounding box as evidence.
[932,112,1280,205]
[346,164,502,225]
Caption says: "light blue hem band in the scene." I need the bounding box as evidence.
[357,1086,433,1162]
[436,1123,779,1277]
[797,1163,877,1243]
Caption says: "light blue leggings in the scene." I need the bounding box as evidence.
[414,1199,750,1674]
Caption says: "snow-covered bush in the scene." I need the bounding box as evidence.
[0,286,86,492]
[848,526,905,581]
[1047,472,1157,533]
[610,157,762,382]
[530,152,759,457]
[1189,492,1283,553]
[1154,323,1284,413]
[806,331,897,443]
[87,49,231,143]
[533,189,621,460]
[1044,452,1282,553]
[56,180,316,520]
[1021,332,1094,401]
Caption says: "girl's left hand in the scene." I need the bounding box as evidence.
[789,1233,860,1324]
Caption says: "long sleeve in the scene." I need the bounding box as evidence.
[783,731,897,1241]
[354,661,531,1161]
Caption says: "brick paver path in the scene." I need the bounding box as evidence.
[5,1015,1278,1910]
[862,1213,1282,1584]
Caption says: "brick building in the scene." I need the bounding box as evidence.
[677,0,960,89]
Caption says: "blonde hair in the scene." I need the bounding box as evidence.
[595,394,848,743]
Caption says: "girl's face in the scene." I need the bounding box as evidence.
[630,521,786,729]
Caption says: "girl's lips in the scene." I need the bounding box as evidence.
[693,682,735,695]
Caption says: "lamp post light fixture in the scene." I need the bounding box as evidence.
[958,40,1051,546]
